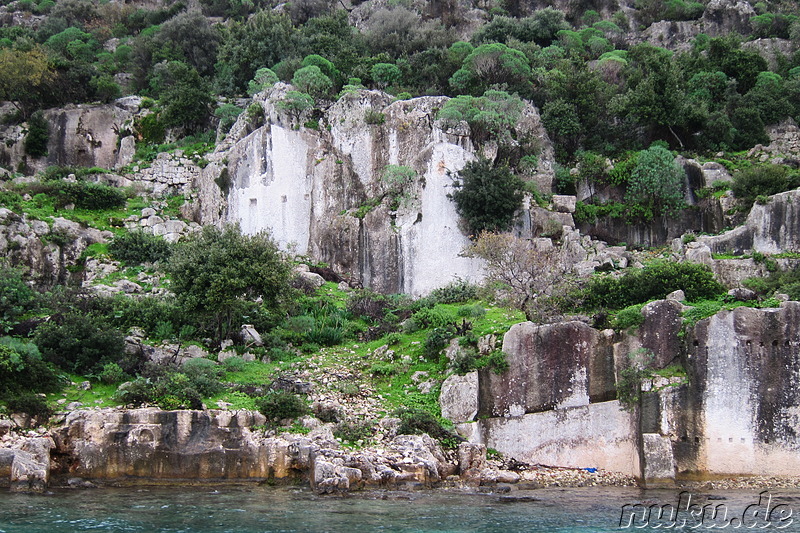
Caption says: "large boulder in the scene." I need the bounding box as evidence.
[479,321,616,418]
[439,372,478,423]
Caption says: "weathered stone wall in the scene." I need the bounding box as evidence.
[444,300,800,482]
[700,189,800,255]
[200,86,555,295]
[133,151,201,196]
[0,99,138,176]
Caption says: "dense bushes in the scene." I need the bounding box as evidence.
[109,231,173,264]
[255,390,309,423]
[582,261,725,310]
[34,312,125,374]
[731,165,800,206]
[167,225,293,340]
[0,339,63,397]
[24,180,127,210]
[115,359,224,410]
[0,262,36,334]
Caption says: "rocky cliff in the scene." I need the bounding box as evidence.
[193,86,555,295]
[442,300,800,485]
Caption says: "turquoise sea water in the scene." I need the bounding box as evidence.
[1,486,800,532]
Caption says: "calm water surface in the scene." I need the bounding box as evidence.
[1,485,799,532]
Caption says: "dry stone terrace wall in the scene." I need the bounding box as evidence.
[446,300,800,482]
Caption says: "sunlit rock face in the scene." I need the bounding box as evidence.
[199,86,554,295]
[449,301,800,481]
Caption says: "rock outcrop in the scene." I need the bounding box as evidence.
[699,189,800,255]
[0,208,108,287]
[0,408,458,492]
[194,86,555,295]
[441,299,800,484]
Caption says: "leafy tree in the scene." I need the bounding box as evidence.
[34,312,125,374]
[437,90,524,144]
[157,61,213,133]
[156,10,220,77]
[275,90,314,122]
[166,225,293,340]
[301,54,338,82]
[0,340,63,398]
[364,7,453,59]
[371,62,402,89]
[90,74,121,103]
[0,47,55,118]
[109,231,173,265]
[44,26,98,63]
[292,12,366,79]
[0,262,36,334]
[291,65,332,98]
[731,165,800,206]
[582,261,725,310]
[247,67,279,95]
[541,99,581,158]
[24,110,49,157]
[625,145,685,217]
[743,72,792,126]
[472,9,569,47]
[612,44,689,147]
[215,10,295,94]
[450,158,524,234]
[449,43,531,96]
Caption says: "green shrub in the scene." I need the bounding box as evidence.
[0,262,36,334]
[0,340,63,396]
[255,390,309,423]
[34,313,125,374]
[450,158,524,234]
[4,392,52,418]
[98,362,129,384]
[334,419,373,444]
[582,261,725,311]
[731,165,799,206]
[424,325,455,358]
[109,230,173,264]
[456,304,485,318]
[430,279,478,304]
[613,303,646,329]
[346,289,390,322]
[222,356,247,372]
[26,180,128,210]
[411,307,457,329]
[395,407,451,441]
[181,358,224,397]
[481,349,509,374]
[364,109,385,125]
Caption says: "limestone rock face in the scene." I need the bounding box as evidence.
[700,189,800,255]
[0,209,108,287]
[51,409,286,481]
[679,303,800,475]
[699,0,756,37]
[10,437,53,492]
[43,103,135,170]
[479,321,615,418]
[439,372,478,424]
[196,87,554,295]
